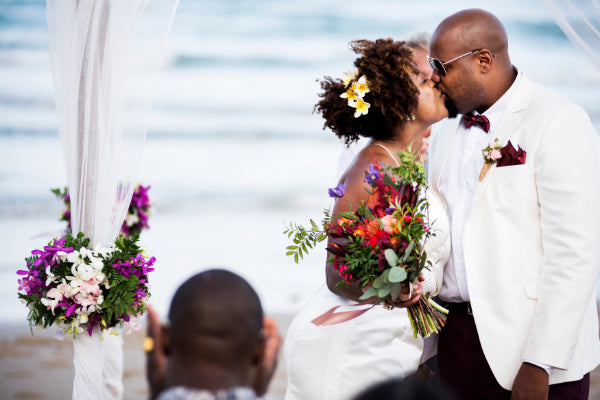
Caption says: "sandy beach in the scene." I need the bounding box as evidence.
[2,312,600,400]
[0,313,293,400]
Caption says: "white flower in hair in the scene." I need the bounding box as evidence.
[342,68,359,86]
[340,87,360,103]
[353,75,370,97]
[351,98,370,118]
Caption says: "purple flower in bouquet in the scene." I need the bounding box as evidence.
[363,164,379,184]
[328,183,347,198]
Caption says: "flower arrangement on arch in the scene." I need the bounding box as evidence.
[17,233,155,337]
[52,184,152,237]
[284,149,447,338]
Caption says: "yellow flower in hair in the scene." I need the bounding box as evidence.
[351,98,370,118]
[340,87,359,103]
[354,75,370,97]
[342,69,358,87]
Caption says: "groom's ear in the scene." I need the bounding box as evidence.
[477,50,494,74]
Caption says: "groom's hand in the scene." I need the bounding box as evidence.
[511,362,549,400]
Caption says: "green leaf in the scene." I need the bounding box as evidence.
[388,266,407,283]
[384,248,399,267]
[359,286,378,300]
[382,173,394,186]
[390,282,403,300]
[286,251,296,256]
[372,273,386,289]
[401,240,415,262]
[338,211,360,221]
[378,284,391,298]
[286,245,298,250]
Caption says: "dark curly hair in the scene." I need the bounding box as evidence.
[314,39,419,145]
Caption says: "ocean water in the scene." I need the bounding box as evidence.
[1,0,600,325]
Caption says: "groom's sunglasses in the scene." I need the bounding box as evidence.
[427,49,483,76]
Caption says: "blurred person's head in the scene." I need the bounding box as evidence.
[161,269,265,392]
[352,376,454,400]
[429,9,515,116]
[406,31,432,77]
[315,38,447,146]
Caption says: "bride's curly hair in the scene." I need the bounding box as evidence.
[314,38,419,145]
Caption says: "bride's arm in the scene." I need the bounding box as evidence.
[325,162,370,302]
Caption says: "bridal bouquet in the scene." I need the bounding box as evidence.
[17,233,155,337]
[285,150,447,338]
[52,184,152,237]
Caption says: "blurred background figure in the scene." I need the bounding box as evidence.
[145,269,281,400]
[352,376,455,400]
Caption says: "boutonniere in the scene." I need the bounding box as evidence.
[479,138,503,181]
[479,139,527,181]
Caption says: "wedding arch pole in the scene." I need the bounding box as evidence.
[45,1,178,399]
[542,0,600,71]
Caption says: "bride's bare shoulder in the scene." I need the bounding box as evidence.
[339,144,385,187]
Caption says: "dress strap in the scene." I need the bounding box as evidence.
[373,143,401,167]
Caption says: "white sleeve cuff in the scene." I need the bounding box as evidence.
[524,360,552,375]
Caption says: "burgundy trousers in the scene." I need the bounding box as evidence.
[437,308,590,400]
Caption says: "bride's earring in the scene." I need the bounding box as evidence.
[408,113,415,121]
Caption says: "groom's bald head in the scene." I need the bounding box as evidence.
[430,9,516,114]
[431,9,509,60]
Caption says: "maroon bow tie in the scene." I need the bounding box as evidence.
[462,112,490,133]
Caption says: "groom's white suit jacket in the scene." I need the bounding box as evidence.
[428,74,600,389]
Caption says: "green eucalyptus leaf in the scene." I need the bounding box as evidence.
[378,284,392,298]
[390,282,403,300]
[384,248,399,267]
[372,273,386,289]
[359,286,378,300]
[388,266,407,283]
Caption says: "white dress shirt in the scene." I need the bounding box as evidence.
[438,70,522,303]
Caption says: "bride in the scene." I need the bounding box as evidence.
[284,38,451,400]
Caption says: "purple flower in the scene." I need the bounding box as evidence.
[363,164,379,184]
[328,183,347,198]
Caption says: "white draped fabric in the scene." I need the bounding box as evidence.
[45,1,178,399]
[542,0,600,70]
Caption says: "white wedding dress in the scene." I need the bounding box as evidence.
[283,190,450,400]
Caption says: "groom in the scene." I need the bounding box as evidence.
[427,8,600,400]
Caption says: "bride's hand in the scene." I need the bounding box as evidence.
[384,279,423,308]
